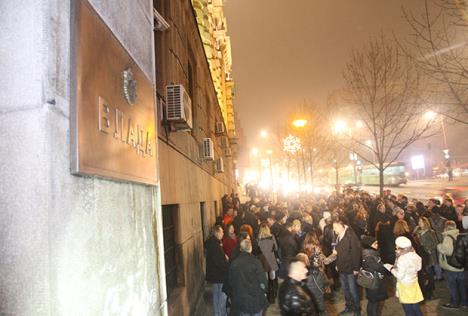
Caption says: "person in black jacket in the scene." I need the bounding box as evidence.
[334,220,362,316]
[205,225,228,316]
[228,239,269,316]
[360,235,388,316]
[278,221,299,278]
[454,216,468,294]
[278,258,318,316]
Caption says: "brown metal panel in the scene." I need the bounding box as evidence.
[70,0,157,185]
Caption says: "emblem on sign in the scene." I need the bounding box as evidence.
[122,68,137,105]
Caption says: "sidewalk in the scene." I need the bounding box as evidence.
[196,279,467,316]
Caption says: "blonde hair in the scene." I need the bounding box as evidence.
[258,223,272,239]
[295,252,310,267]
[419,217,432,230]
[393,219,410,236]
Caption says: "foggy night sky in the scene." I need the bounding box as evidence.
[223,0,468,165]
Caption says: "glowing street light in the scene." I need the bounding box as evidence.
[424,110,437,121]
[365,139,372,147]
[259,130,268,138]
[332,119,347,134]
[266,149,273,155]
[251,147,259,156]
[292,119,308,128]
[355,120,364,128]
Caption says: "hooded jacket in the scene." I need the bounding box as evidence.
[437,228,463,272]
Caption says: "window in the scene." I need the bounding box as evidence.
[162,204,178,296]
[200,202,207,240]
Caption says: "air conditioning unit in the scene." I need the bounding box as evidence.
[166,84,193,131]
[224,148,232,157]
[202,138,214,160]
[215,158,224,173]
[215,121,225,134]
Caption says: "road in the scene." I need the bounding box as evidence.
[361,177,468,202]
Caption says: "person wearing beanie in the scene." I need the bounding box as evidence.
[384,236,424,316]
[360,235,388,316]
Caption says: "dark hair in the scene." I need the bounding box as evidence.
[284,221,294,230]
[224,223,234,235]
[212,225,223,235]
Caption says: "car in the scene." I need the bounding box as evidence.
[441,187,468,205]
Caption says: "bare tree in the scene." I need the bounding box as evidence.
[339,35,435,196]
[402,0,468,124]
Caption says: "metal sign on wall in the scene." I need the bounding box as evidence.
[70,0,157,185]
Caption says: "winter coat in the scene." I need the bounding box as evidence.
[258,235,279,271]
[440,205,457,222]
[414,228,438,267]
[222,234,237,259]
[429,213,447,242]
[229,252,269,314]
[454,232,468,270]
[437,228,463,272]
[376,219,395,264]
[361,248,388,302]
[278,277,318,316]
[321,224,335,256]
[278,230,299,277]
[205,236,228,284]
[335,227,362,274]
[390,251,422,285]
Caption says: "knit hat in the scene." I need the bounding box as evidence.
[463,216,468,230]
[395,236,412,248]
[361,235,376,248]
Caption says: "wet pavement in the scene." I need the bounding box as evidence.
[196,277,467,316]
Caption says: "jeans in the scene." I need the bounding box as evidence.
[366,301,382,316]
[339,273,360,312]
[212,283,227,316]
[445,270,468,306]
[239,312,262,316]
[402,303,422,316]
[434,264,443,279]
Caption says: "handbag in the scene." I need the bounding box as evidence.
[357,268,379,289]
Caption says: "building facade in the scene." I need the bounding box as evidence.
[153,0,239,314]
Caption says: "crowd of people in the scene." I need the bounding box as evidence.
[204,189,468,316]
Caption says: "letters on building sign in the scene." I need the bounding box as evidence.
[98,97,153,157]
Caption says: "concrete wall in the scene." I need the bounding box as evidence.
[0,0,166,315]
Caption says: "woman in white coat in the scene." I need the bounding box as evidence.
[384,236,424,316]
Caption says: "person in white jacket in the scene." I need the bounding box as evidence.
[384,236,424,316]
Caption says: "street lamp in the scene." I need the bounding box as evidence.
[259,130,268,138]
[424,110,451,179]
[332,119,347,135]
[292,119,308,128]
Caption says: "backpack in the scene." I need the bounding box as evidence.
[445,235,463,269]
